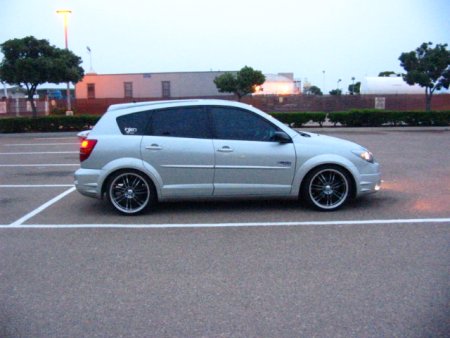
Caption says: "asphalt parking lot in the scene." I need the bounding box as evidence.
[1,128,449,337]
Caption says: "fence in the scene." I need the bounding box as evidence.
[0,98,50,117]
[245,94,450,112]
[74,94,450,114]
[1,94,449,117]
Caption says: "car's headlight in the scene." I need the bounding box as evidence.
[352,150,374,163]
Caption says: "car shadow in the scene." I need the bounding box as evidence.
[75,191,395,221]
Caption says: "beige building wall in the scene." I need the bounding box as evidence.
[75,71,233,99]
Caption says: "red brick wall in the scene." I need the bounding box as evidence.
[242,94,450,112]
[73,94,450,114]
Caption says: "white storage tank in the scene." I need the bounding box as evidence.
[361,76,423,94]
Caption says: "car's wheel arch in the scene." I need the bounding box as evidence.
[99,158,161,201]
[104,169,157,215]
[302,163,357,201]
[292,155,359,199]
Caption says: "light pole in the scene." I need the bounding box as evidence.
[2,82,7,98]
[87,46,94,73]
[56,9,72,115]
[322,70,326,94]
[337,78,342,91]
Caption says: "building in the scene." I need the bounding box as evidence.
[253,73,300,95]
[75,71,300,99]
[75,71,234,99]
[360,76,424,94]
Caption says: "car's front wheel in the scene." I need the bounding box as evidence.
[301,165,352,211]
[107,170,155,215]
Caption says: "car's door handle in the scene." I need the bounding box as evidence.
[145,144,162,150]
[217,146,233,153]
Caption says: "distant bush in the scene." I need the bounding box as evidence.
[0,115,100,133]
[309,112,327,127]
[270,112,327,127]
[270,110,449,127]
[50,107,77,115]
[400,111,450,126]
[327,110,450,127]
[0,110,448,133]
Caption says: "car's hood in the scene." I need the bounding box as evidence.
[293,131,366,151]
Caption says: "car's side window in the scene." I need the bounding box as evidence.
[149,107,211,139]
[210,107,280,142]
[116,111,151,135]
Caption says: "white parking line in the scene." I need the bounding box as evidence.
[0,151,78,155]
[1,217,449,229]
[0,164,79,167]
[8,187,76,227]
[0,184,74,188]
[34,137,77,140]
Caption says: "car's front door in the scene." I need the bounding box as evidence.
[210,106,296,196]
[140,106,215,198]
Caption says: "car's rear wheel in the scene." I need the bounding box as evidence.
[301,165,352,211]
[107,170,155,215]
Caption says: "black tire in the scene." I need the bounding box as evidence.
[301,165,352,211]
[107,170,156,215]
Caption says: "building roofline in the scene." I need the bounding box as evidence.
[84,70,237,76]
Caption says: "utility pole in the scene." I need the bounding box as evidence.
[56,9,73,115]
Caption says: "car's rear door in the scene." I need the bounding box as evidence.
[140,106,215,198]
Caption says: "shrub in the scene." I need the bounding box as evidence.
[402,111,450,126]
[51,107,75,115]
[270,112,327,127]
[0,115,100,133]
[309,112,327,127]
[1,111,448,133]
[327,110,450,127]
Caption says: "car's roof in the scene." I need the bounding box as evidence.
[106,99,253,114]
[92,98,298,139]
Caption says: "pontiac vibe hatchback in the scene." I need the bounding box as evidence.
[74,99,381,214]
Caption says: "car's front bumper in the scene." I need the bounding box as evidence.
[358,162,381,195]
[359,172,382,195]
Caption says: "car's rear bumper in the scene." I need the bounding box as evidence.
[74,168,102,198]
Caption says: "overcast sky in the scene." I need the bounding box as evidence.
[1,0,449,93]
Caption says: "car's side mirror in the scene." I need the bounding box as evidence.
[272,131,292,143]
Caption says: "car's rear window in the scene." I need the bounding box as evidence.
[116,111,150,135]
[149,107,211,139]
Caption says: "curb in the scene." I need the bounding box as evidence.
[298,126,450,133]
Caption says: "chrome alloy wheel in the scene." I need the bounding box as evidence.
[308,168,349,210]
[108,172,151,214]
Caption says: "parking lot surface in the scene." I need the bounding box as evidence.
[1,129,449,337]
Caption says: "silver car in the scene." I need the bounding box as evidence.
[74,99,381,214]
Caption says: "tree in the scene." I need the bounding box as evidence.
[348,82,361,95]
[214,66,265,100]
[378,71,400,77]
[0,36,84,116]
[304,85,323,95]
[399,42,450,112]
[329,89,342,96]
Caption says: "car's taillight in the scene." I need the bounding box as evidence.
[80,139,97,162]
